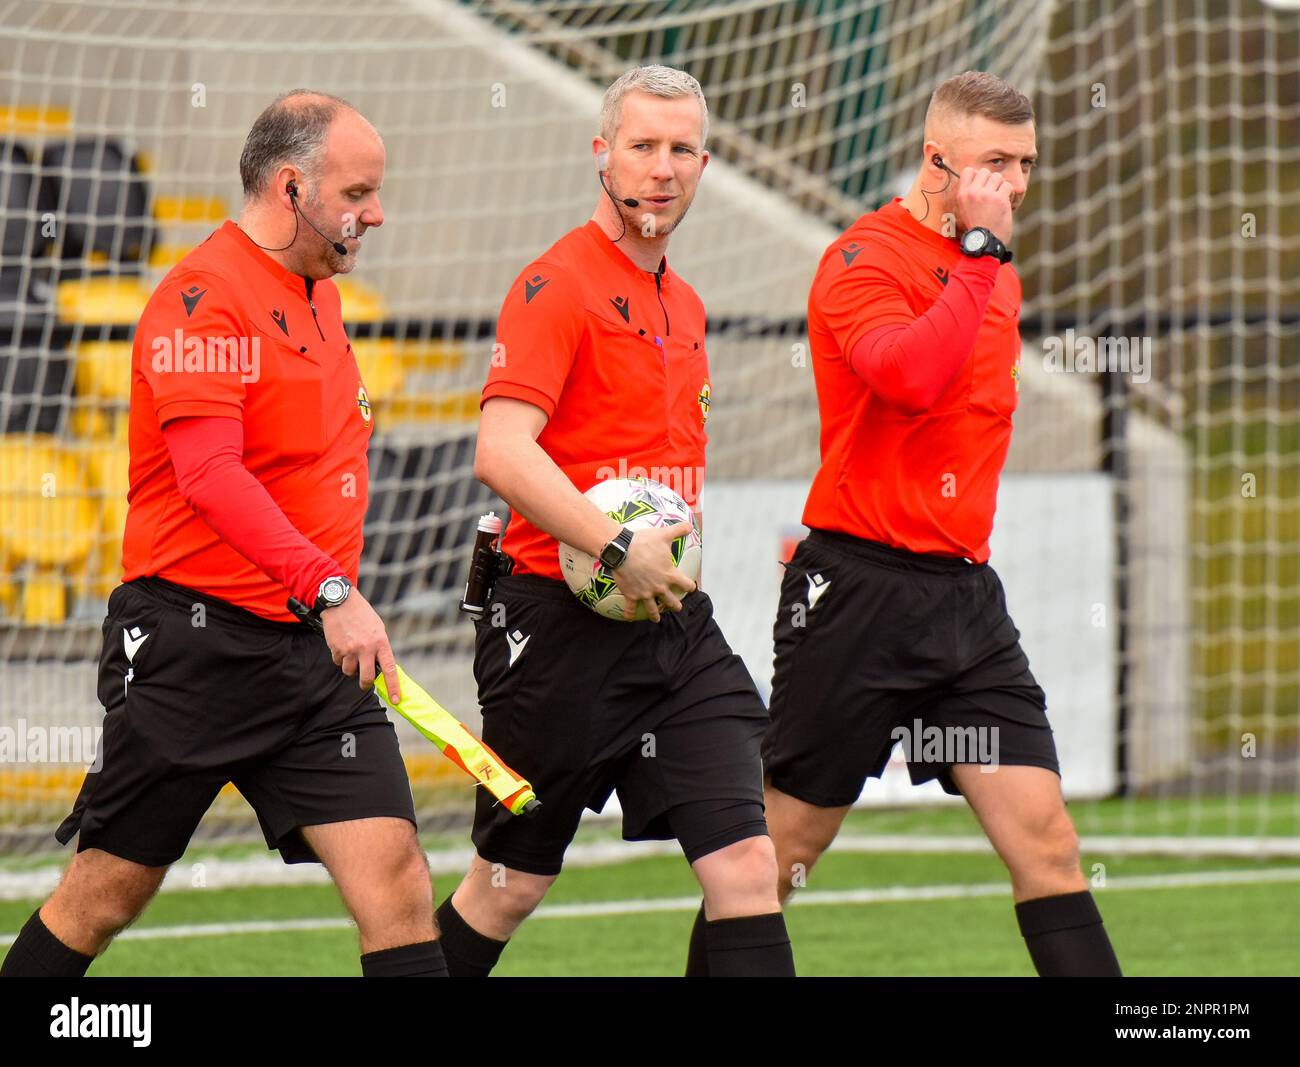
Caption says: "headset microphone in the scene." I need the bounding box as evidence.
[595,151,638,242]
[287,181,349,256]
[607,178,639,209]
[595,152,638,208]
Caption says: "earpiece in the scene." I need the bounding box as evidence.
[931,154,960,178]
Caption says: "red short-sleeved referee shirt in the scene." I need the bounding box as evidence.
[802,199,1023,562]
[122,221,373,621]
[482,220,711,579]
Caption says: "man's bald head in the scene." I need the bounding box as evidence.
[923,71,1034,145]
[239,90,379,201]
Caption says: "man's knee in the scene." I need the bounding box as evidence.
[359,840,435,922]
[778,826,833,881]
[766,785,845,888]
[481,867,553,926]
[1012,805,1082,880]
[696,834,781,916]
[45,849,167,951]
[1040,808,1082,873]
[453,859,555,935]
[391,844,437,906]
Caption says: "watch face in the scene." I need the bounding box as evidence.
[600,530,632,569]
[322,577,346,603]
[964,229,988,252]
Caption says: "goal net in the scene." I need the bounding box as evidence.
[0,0,1294,861]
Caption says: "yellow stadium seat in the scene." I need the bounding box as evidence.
[20,571,67,625]
[351,337,464,371]
[148,243,191,269]
[0,104,71,135]
[334,277,387,323]
[153,195,226,224]
[0,435,97,568]
[350,338,467,408]
[84,442,129,495]
[69,406,116,440]
[384,390,481,425]
[56,277,152,326]
[0,573,17,617]
[350,341,405,399]
[71,441,129,601]
[72,339,133,405]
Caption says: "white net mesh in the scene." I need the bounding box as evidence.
[0,0,1295,856]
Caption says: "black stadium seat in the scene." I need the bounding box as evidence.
[0,347,72,435]
[0,138,47,261]
[0,138,56,340]
[363,434,503,614]
[39,136,153,275]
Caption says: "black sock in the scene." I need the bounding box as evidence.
[359,938,448,977]
[0,909,95,977]
[703,911,796,977]
[434,897,508,978]
[685,904,709,977]
[1015,890,1123,976]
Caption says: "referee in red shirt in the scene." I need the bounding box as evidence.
[763,72,1122,976]
[431,66,794,977]
[1,91,447,978]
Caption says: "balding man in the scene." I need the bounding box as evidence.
[762,71,1123,976]
[0,91,447,978]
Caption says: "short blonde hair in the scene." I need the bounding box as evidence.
[600,65,709,147]
[926,70,1034,130]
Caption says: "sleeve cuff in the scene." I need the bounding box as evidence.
[954,255,1002,278]
[481,381,557,419]
[156,398,245,426]
[296,557,347,607]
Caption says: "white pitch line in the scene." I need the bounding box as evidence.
[3,832,1299,901]
[0,838,683,901]
[834,835,1300,857]
[4,866,1300,947]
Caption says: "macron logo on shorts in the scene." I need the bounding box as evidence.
[806,573,831,609]
[506,629,530,669]
[123,626,150,662]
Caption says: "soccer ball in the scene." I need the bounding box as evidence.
[559,477,702,621]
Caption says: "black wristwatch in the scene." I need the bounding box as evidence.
[599,528,635,571]
[313,575,352,614]
[960,227,1013,264]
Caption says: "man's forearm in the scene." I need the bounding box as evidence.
[163,415,342,604]
[477,432,621,557]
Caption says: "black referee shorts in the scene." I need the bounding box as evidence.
[470,575,770,877]
[55,577,417,866]
[763,529,1059,808]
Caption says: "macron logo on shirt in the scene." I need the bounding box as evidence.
[180,285,206,317]
[524,275,549,303]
